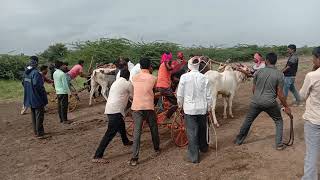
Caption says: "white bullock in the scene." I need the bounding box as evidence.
[89,68,116,106]
[205,65,249,127]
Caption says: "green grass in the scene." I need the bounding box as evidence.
[0,77,87,101]
[0,80,24,101]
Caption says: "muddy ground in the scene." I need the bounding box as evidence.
[0,57,314,180]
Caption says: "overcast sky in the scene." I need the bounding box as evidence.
[1,0,319,54]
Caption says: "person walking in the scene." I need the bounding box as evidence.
[176,57,212,163]
[129,57,160,166]
[22,56,48,138]
[53,61,71,124]
[282,44,302,106]
[301,47,320,180]
[235,53,292,150]
[92,69,133,163]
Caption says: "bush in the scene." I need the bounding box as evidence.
[0,55,29,80]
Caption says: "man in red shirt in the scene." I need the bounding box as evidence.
[156,56,178,122]
[171,52,188,90]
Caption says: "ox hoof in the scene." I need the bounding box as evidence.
[230,115,234,118]
[223,115,227,119]
[215,123,220,128]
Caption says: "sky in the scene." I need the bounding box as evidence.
[0,0,319,54]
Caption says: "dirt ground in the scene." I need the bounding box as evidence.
[0,57,314,180]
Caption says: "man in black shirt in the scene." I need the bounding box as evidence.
[282,44,302,106]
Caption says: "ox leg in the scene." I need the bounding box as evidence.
[89,82,98,106]
[228,93,235,118]
[211,92,220,127]
[101,86,109,102]
[223,96,228,119]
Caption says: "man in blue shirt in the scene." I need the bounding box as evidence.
[23,56,48,139]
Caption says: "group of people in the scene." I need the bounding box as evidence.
[22,45,320,179]
[22,58,89,138]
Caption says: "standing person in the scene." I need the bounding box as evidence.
[40,65,54,84]
[53,61,71,124]
[282,44,302,106]
[252,53,266,74]
[156,55,178,123]
[116,59,128,80]
[92,69,133,163]
[235,53,291,150]
[176,57,212,163]
[300,47,320,180]
[22,56,48,138]
[20,65,54,115]
[129,57,160,166]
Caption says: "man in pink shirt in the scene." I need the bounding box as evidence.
[129,57,160,166]
[67,60,88,80]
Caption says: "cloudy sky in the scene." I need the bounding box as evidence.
[1,0,319,54]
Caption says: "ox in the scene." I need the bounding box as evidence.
[205,64,249,127]
[89,68,116,106]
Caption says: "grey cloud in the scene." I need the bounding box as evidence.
[0,0,319,54]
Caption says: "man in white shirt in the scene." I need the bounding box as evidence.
[177,57,212,163]
[300,47,320,180]
[92,69,133,163]
[129,63,141,82]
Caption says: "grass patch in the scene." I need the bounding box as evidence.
[0,80,24,101]
[0,77,87,101]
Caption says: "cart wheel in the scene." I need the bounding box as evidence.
[68,94,78,112]
[171,113,188,147]
[126,117,134,137]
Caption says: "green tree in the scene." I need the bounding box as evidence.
[41,43,68,62]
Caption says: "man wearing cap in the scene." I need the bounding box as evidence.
[177,56,212,163]
[22,56,48,138]
[282,44,302,106]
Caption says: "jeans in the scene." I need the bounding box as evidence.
[302,121,320,180]
[131,110,160,160]
[283,76,301,102]
[31,107,45,136]
[94,113,130,159]
[236,102,283,146]
[185,114,208,163]
[57,94,68,122]
[156,88,178,119]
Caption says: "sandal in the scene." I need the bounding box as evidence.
[276,144,286,151]
[92,158,110,164]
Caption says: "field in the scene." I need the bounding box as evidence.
[0,56,314,180]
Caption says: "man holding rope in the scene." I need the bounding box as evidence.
[234,53,292,150]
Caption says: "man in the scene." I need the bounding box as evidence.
[300,47,320,180]
[67,60,88,80]
[282,44,302,106]
[177,57,212,163]
[53,61,71,124]
[156,56,178,123]
[171,52,188,91]
[235,53,291,150]
[129,57,160,166]
[40,65,54,84]
[21,65,54,115]
[116,59,128,80]
[22,56,48,138]
[92,69,133,164]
